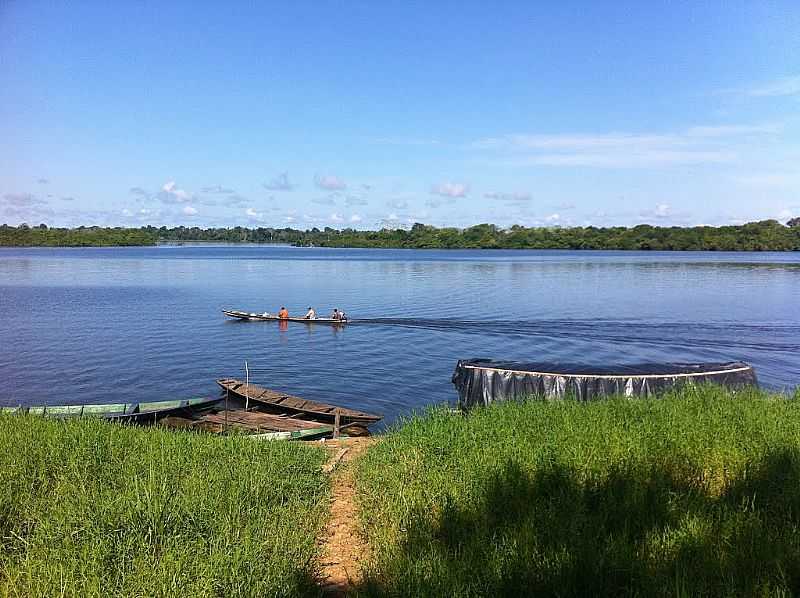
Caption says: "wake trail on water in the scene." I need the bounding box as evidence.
[350,318,800,353]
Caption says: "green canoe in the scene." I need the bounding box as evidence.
[0,396,221,423]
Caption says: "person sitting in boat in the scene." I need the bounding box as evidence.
[338,310,348,322]
[304,306,317,319]
[278,306,289,319]
[331,308,340,320]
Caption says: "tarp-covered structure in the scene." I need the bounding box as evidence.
[452,359,757,408]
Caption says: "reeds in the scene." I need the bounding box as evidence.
[355,385,800,596]
[0,416,328,597]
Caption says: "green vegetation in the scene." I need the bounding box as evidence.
[0,416,328,596]
[2,218,800,250]
[0,223,156,246]
[305,219,800,251]
[355,386,800,596]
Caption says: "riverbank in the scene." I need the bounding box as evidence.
[3,386,800,595]
[355,385,800,596]
[3,220,800,250]
[0,416,328,596]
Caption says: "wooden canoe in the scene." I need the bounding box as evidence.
[223,309,348,324]
[0,396,221,423]
[216,378,382,424]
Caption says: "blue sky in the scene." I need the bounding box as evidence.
[1,1,799,229]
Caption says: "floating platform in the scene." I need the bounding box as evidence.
[452,359,757,407]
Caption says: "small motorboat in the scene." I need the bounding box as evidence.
[222,309,348,324]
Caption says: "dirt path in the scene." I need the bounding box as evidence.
[317,437,375,596]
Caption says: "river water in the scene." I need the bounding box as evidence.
[1,246,798,424]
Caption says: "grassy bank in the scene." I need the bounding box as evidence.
[356,386,800,596]
[0,416,328,597]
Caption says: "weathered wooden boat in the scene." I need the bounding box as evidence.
[195,408,372,436]
[223,309,348,324]
[0,396,222,423]
[216,378,382,424]
[452,359,758,407]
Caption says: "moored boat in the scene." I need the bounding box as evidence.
[216,378,382,424]
[0,396,222,423]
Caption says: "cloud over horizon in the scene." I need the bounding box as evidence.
[472,123,780,168]
[431,182,469,198]
[158,181,194,204]
[263,172,296,191]
[484,191,531,201]
[315,174,347,191]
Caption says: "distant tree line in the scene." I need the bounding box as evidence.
[2,219,800,251]
[0,224,156,247]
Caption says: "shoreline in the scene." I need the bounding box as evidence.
[3,386,800,595]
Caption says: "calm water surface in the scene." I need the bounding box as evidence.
[1,246,798,425]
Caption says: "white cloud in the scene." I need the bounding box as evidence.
[159,181,193,203]
[350,214,362,223]
[130,187,152,201]
[201,185,235,194]
[263,172,295,191]
[329,213,344,223]
[484,191,531,201]
[245,207,264,221]
[345,195,368,206]
[315,174,347,191]
[472,123,780,169]
[182,206,198,216]
[544,213,560,223]
[431,182,469,198]
[524,150,734,168]
[2,192,45,206]
[747,75,800,97]
[654,204,670,217]
[225,194,247,206]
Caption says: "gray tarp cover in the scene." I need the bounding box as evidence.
[452,359,757,408]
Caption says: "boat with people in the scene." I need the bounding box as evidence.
[222,308,349,324]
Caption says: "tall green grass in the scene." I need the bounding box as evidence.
[355,385,800,596]
[0,416,328,597]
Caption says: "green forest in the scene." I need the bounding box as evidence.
[2,219,799,250]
